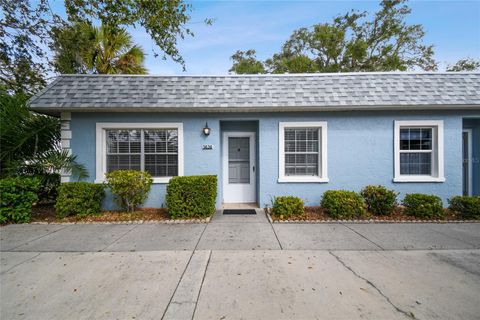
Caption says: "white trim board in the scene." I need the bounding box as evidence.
[463,129,473,196]
[278,121,329,183]
[393,120,445,183]
[95,122,184,183]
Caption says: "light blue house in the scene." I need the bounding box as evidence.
[29,73,480,209]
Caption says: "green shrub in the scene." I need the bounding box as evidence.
[321,190,366,219]
[448,196,480,220]
[55,182,105,218]
[0,177,40,223]
[402,193,444,219]
[271,196,304,218]
[166,175,217,219]
[360,185,398,216]
[106,170,153,212]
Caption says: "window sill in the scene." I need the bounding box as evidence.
[278,176,329,183]
[393,176,445,183]
[94,177,173,184]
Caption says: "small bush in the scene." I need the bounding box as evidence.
[271,196,304,218]
[0,177,40,223]
[321,190,366,219]
[360,185,398,216]
[448,196,480,220]
[402,193,444,219]
[106,170,153,212]
[55,182,105,218]
[166,175,217,219]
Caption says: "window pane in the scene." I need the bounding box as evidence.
[285,141,295,152]
[142,129,179,177]
[400,152,431,175]
[400,127,432,151]
[107,130,118,153]
[129,130,141,153]
[284,127,320,176]
[409,129,421,150]
[421,128,432,150]
[228,137,250,184]
[107,154,140,172]
[285,129,295,141]
[285,153,318,176]
[167,130,178,153]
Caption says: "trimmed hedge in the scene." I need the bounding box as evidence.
[0,177,40,223]
[271,196,304,218]
[360,185,398,216]
[321,190,366,219]
[402,193,444,219]
[106,170,153,212]
[448,196,480,220]
[55,182,105,218]
[166,175,217,219]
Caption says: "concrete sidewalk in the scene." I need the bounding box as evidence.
[1,212,480,319]
[1,219,479,252]
[1,249,479,320]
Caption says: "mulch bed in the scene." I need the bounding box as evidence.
[268,206,477,223]
[30,204,173,223]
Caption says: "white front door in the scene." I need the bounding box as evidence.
[223,132,256,203]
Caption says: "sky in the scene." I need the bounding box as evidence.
[54,0,480,75]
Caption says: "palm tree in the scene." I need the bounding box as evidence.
[82,24,147,74]
[52,22,148,75]
[1,90,87,201]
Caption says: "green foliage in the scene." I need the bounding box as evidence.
[321,190,366,219]
[2,0,208,94]
[229,50,266,74]
[0,177,40,223]
[402,193,444,219]
[0,91,59,171]
[0,90,87,199]
[0,0,53,95]
[166,175,217,219]
[55,182,105,218]
[64,0,209,68]
[231,0,437,74]
[360,185,398,215]
[51,22,148,75]
[448,196,480,220]
[106,170,153,212]
[447,58,480,72]
[271,196,304,218]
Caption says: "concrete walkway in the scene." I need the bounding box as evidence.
[1,211,480,319]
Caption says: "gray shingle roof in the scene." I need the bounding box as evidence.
[29,73,480,112]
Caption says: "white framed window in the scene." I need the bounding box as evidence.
[96,123,184,183]
[394,120,444,183]
[278,121,328,183]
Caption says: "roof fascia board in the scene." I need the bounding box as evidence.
[30,104,480,114]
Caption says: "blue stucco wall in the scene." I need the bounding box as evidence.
[70,111,471,209]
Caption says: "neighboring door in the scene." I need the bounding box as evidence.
[463,129,473,196]
[223,132,256,203]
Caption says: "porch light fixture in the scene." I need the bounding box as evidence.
[203,122,211,136]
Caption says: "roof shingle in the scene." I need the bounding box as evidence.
[29,73,480,111]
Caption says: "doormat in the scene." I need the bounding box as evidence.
[223,209,257,215]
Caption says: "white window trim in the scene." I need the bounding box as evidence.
[95,123,184,184]
[278,121,328,183]
[393,120,445,183]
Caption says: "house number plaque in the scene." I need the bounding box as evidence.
[202,144,214,150]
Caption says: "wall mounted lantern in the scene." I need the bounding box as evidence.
[203,122,211,136]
